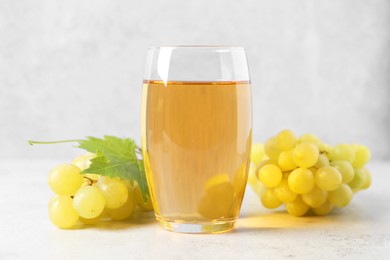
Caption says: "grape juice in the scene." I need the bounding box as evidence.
[141,80,252,225]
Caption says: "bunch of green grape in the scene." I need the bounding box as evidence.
[248,129,372,216]
[48,153,153,229]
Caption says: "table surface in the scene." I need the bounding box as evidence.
[1,159,389,259]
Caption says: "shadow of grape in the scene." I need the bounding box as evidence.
[234,203,373,233]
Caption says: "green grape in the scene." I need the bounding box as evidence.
[260,187,282,209]
[352,145,371,168]
[328,144,355,163]
[298,134,327,152]
[108,188,136,220]
[96,176,128,209]
[361,168,372,190]
[278,150,297,171]
[288,168,315,194]
[276,129,297,151]
[257,164,283,188]
[264,137,282,160]
[293,143,319,168]
[205,174,230,191]
[314,154,330,168]
[274,179,297,203]
[251,143,265,165]
[256,159,276,172]
[198,182,234,219]
[206,181,234,201]
[285,196,309,216]
[312,201,333,216]
[328,184,353,207]
[49,194,59,208]
[73,186,105,219]
[80,210,110,224]
[298,133,319,144]
[71,153,96,171]
[348,168,367,192]
[330,160,354,183]
[48,164,84,195]
[133,181,154,211]
[302,186,328,208]
[314,166,342,191]
[49,195,79,229]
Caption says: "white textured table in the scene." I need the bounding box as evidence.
[1,159,389,259]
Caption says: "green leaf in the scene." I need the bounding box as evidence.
[78,136,139,161]
[79,136,149,201]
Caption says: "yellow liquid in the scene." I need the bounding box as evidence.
[141,80,252,230]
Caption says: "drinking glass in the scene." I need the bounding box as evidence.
[141,46,252,233]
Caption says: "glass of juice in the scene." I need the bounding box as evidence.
[141,46,252,233]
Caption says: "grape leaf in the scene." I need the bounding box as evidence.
[78,136,149,201]
[78,136,138,162]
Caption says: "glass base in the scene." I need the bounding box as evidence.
[156,216,236,234]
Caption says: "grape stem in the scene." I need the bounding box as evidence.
[83,176,94,186]
[28,139,83,145]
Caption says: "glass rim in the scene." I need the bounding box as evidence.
[147,45,245,51]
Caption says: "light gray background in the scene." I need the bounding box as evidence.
[1,0,389,160]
